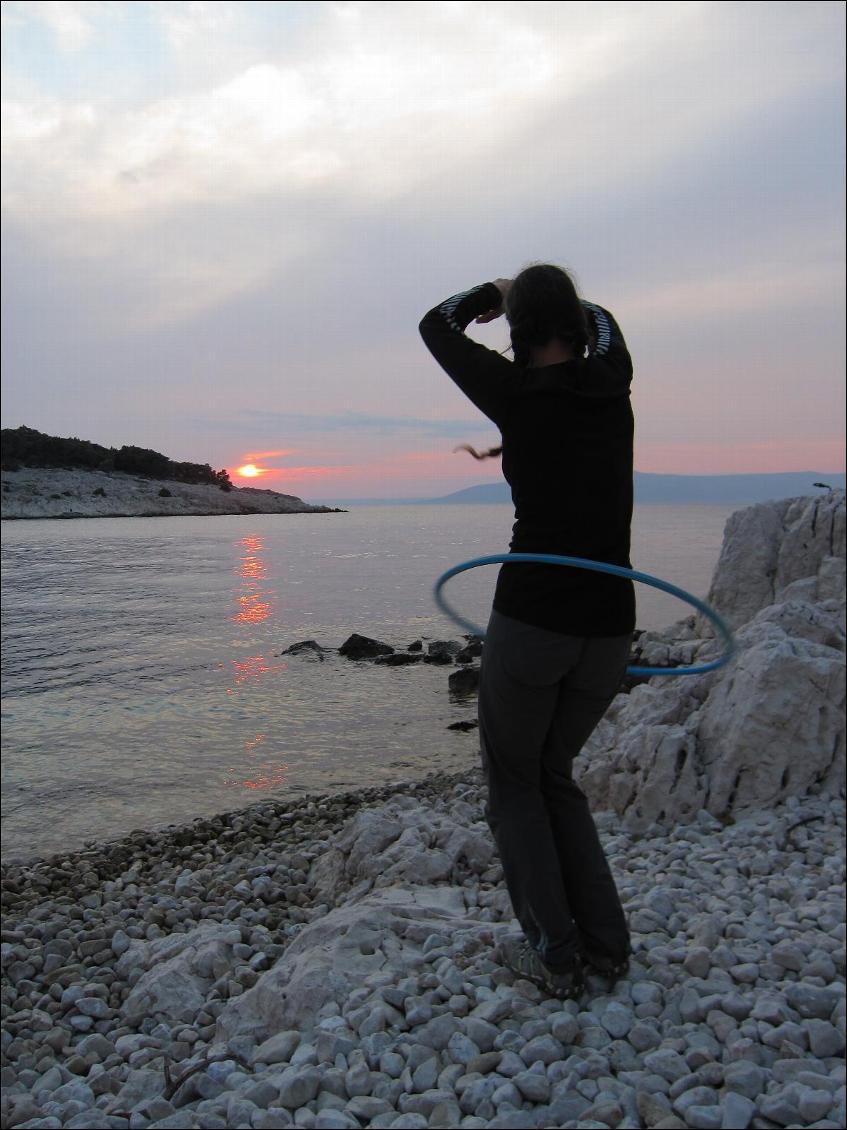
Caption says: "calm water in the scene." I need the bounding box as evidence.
[1,503,736,860]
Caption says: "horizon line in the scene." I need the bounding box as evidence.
[306,468,846,498]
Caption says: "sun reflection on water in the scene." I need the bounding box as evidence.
[232,535,274,625]
[224,732,289,790]
[227,654,286,688]
[234,594,272,623]
[224,535,289,791]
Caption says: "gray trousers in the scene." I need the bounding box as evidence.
[478,609,631,971]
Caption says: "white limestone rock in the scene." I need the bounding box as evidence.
[214,885,500,1043]
[577,491,845,829]
[309,797,494,906]
[701,491,845,632]
[696,602,845,814]
[120,921,244,1025]
[212,795,499,1048]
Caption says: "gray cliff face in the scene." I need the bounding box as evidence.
[704,491,845,631]
[0,467,338,518]
[578,490,846,830]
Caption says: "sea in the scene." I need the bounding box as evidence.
[1,502,738,861]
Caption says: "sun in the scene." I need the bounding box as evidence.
[236,463,262,478]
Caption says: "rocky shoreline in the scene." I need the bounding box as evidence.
[0,469,344,520]
[279,631,658,721]
[2,490,845,1129]
[1,770,844,1130]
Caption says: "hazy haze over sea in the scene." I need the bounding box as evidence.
[1,502,736,860]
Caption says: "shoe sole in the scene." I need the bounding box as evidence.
[502,953,585,1001]
[584,959,630,989]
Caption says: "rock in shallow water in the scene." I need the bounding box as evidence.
[338,634,394,660]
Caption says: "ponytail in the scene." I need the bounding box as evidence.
[454,444,502,460]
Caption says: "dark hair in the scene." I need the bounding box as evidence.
[505,263,589,368]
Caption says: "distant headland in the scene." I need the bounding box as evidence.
[0,427,343,519]
[326,471,846,507]
[429,473,846,506]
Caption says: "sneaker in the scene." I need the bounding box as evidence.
[499,938,585,1001]
[581,948,630,986]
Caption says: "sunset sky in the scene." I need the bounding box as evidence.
[2,1,844,500]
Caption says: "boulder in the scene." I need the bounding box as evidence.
[456,639,484,664]
[215,885,499,1043]
[308,798,494,906]
[280,640,327,660]
[574,491,845,829]
[702,491,845,632]
[338,634,394,660]
[695,601,845,814]
[449,667,480,697]
[120,922,245,1025]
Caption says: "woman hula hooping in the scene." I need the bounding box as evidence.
[419,264,635,999]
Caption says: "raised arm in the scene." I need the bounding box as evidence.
[419,281,515,425]
[570,301,633,398]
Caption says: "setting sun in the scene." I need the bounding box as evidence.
[236,463,263,478]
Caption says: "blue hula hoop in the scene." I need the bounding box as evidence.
[433,553,735,677]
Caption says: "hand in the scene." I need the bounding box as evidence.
[475,278,512,324]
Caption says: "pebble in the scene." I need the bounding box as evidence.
[519,1034,562,1065]
[786,983,842,1019]
[644,1049,691,1083]
[721,1090,756,1129]
[276,1067,322,1109]
[511,1069,550,1103]
[723,1060,765,1098]
[601,1003,635,1039]
[805,1018,845,1057]
[253,1030,301,1066]
[1,774,844,1130]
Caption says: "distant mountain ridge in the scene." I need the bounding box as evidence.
[430,472,846,505]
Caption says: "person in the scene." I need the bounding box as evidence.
[419,264,634,1000]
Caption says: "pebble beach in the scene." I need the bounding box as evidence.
[2,766,845,1130]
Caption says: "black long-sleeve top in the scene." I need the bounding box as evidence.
[419,281,635,637]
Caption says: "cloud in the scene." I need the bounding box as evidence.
[152,0,240,54]
[3,2,843,328]
[257,464,349,478]
[621,256,845,325]
[8,2,837,231]
[12,0,102,53]
[3,4,558,224]
[1,2,844,488]
[635,437,847,475]
[243,448,294,461]
[236,411,494,438]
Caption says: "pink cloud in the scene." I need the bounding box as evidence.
[636,438,846,475]
[304,449,506,497]
[249,464,358,482]
[230,438,845,499]
[243,449,294,461]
